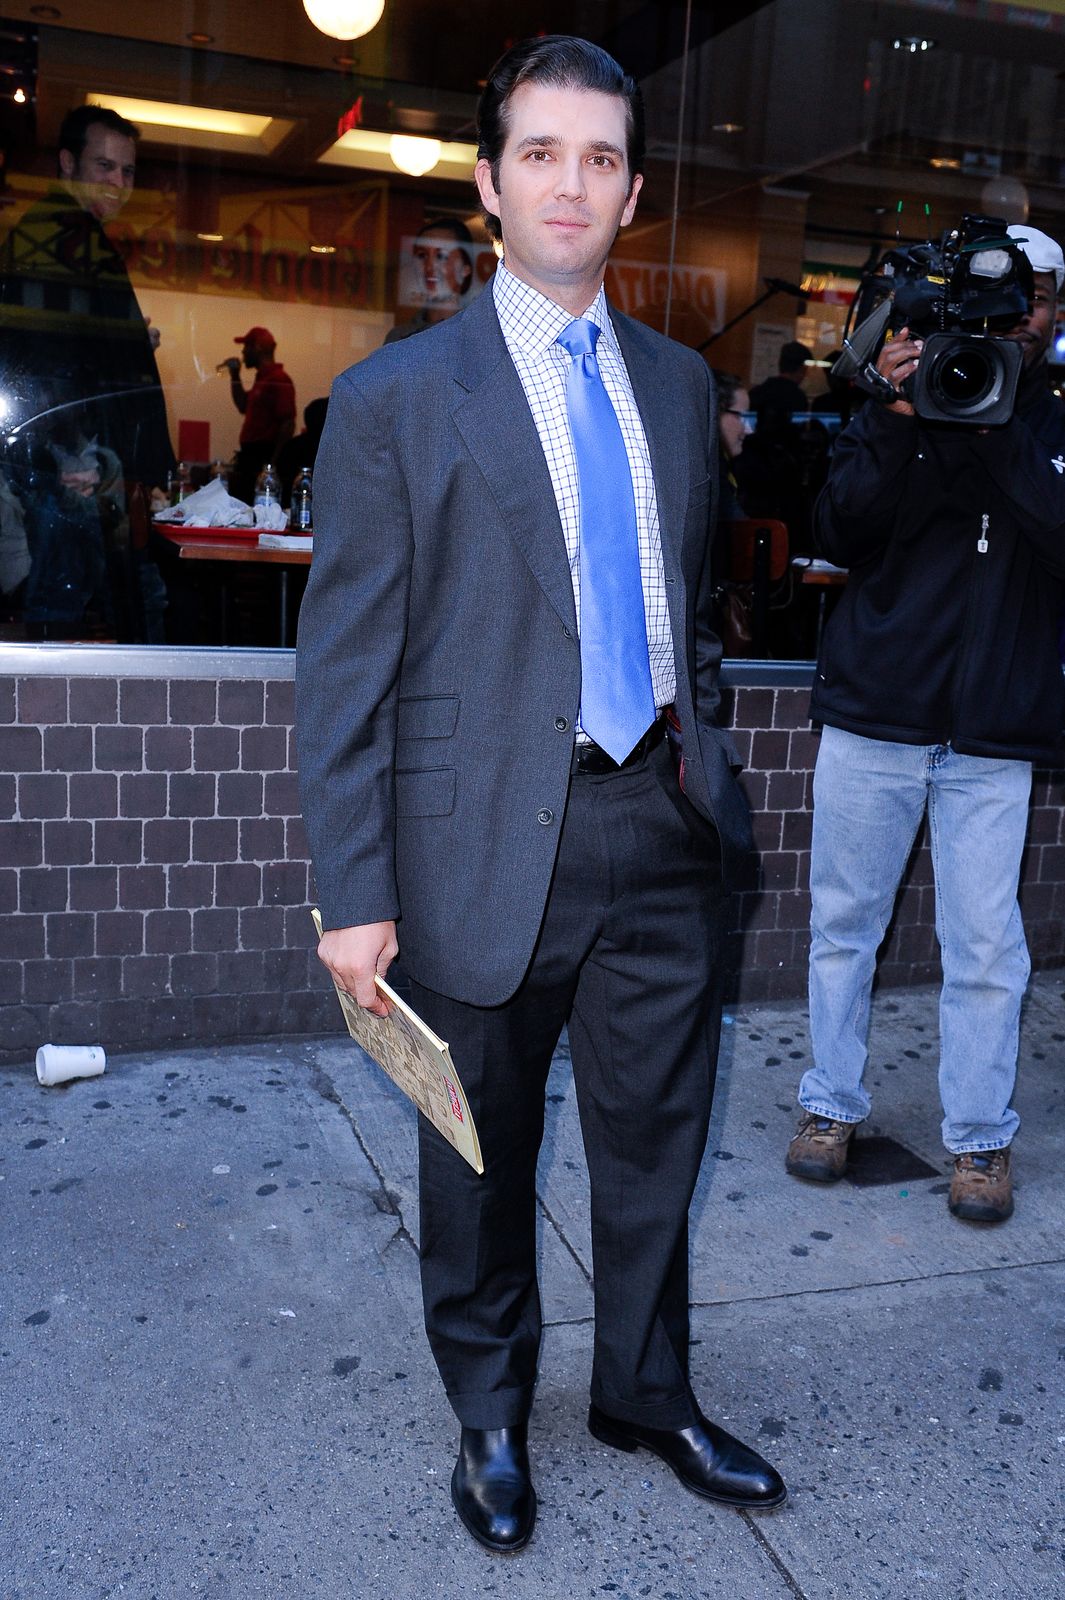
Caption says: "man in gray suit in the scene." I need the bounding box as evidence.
[296,35,785,1552]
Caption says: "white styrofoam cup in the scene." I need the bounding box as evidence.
[35,1043,107,1087]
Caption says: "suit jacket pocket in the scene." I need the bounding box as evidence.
[397,694,460,741]
[396,766,456,818]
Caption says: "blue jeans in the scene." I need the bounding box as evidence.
[801,727,1031,1154]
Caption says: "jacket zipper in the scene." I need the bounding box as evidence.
[946,509,990,742]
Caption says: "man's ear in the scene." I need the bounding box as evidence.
[620,172,643,229]
[474,158,501,226]
[58,149,76,181]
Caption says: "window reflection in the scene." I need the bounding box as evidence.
[0,1,1061,654]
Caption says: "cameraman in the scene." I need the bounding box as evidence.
[785,227,1065,1224]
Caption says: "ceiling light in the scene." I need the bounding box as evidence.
[302,0,384,42]
[87,94,293,156]
[389,134,441,177]
[13,87,27,104]
[310,244,337,254]
[930,156,960,170]
[712,122,743,134]
[186,31,214,44]
[893,36,936,52]
[197,232,224,242]
[320,128,477,182]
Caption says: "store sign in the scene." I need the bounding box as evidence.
[114,221,383,308]
[605,259,726,326]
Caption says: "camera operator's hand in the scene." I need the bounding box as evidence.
[876,326,923,416]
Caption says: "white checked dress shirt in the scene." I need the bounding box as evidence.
[492,264,676,736]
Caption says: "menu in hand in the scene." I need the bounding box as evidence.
[310,909,483,1174]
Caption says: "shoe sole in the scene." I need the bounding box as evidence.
[449,1474,536,1554]
[784,1157,847,1183]
[948,1199,1014,1224]
[587,1415,787,1511]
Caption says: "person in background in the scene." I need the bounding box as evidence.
[385,217,476,343]
[0,103,173,640]
[277,398,328,507]
[712,370,752,521]
[223,326,296,503]
[749,339,812,425]
[786,225,1065,1225]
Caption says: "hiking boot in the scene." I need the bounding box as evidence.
[785,1113,858,1183]
[949,1148,1014,1224]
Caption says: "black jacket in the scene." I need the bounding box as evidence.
[810,375,1065,765]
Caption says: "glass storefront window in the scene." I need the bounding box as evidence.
[0,0,1061,654]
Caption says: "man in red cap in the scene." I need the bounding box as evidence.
[224,326,296,503]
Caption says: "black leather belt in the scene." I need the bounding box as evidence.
[573,714,667,775]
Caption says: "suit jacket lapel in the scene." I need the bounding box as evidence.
[449,290,578,635]
[612,309,689,578]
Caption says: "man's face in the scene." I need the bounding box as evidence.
[241,337,271,369]
[475,81,641,309]
[59,124,136,222]
[1001,270,1058,368]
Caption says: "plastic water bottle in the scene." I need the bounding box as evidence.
[169,460,192,506]
[254,463,280,508]
[290,468,313,532]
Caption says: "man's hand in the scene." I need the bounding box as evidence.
[875,326,923,416]
[317,921,398,1018]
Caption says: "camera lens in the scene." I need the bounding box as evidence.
[930,347,995,408]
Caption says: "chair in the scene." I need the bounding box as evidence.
[719,518,789,656]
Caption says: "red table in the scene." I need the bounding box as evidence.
[158,526,312,645]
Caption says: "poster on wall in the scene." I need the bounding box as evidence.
[750,322,796,387]
[397,235,496,311]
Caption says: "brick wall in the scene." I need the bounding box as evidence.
[1,651,1064,1060]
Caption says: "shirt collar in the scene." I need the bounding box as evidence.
[493,262,617,357]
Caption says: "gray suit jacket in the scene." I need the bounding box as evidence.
[296,285,751,1006]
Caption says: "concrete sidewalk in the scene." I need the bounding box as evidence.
[2,974,1063,1600]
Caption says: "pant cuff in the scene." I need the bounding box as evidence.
[589,1385,698,1430]
[798,1097,864,1125]
[446,1380,537,1430]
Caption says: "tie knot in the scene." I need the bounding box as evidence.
[557,318,601,360]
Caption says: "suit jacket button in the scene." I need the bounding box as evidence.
[537,809,554,825]
[554,717,569,732]
[563,626,573,638]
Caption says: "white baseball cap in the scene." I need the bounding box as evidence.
[1007,224,1064,292]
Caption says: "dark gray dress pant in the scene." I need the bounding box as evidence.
[409,736,726,1431]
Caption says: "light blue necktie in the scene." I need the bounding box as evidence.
[557,317,655,764]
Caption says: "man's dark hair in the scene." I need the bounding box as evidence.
[476,35,644,241]
[416,216,474,245]
[712,370,744,413]
[779,340,812,375]
[58,104,140,168]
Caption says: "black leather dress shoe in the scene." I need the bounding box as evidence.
[451,1425,537,1552]
[588,1404,787,1509]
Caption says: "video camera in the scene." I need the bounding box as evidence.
[834,214,1034,425]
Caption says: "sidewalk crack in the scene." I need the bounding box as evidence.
[538,1194,593,1286]
[741,1512,809,1598]
[301,1049,419,1258]
[692,1253,1065,1310]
